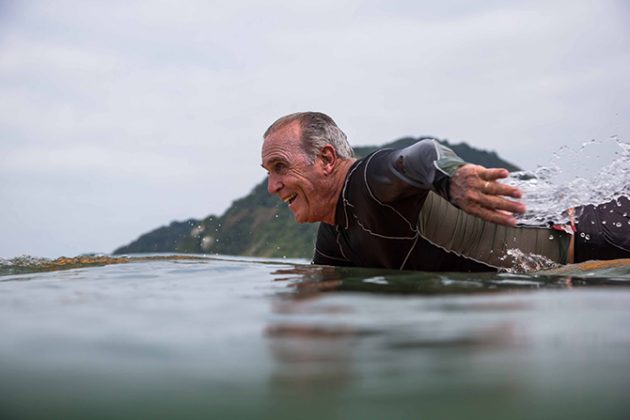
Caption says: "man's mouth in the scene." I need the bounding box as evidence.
[283,193,297,205]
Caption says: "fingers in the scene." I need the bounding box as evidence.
[456,189,524,226]
[478,190,526,214]
[450,164,526,226]
[477,168,522,199]
[477,167,510,181]
[460,186,524,213]
[465,203,519,226]
[481,181,524,204]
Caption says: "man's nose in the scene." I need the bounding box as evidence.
[267,174,283,194]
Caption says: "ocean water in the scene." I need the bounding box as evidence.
[1,254,630,420]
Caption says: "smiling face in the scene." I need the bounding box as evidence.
[261,121,332,224]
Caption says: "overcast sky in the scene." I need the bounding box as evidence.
[1,0,629,258]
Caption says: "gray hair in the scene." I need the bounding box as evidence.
[264,112,354,163]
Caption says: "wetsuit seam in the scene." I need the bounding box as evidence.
[335,227,351,262]
[416,230,500,270]
[341,151,418,239]
[314,247,350,263]
[341,162,362,230]
[362,150,419,234]
[604,238,630,253]
[432,139,450,176]
[400,234,420,270]
[352,219,418,240]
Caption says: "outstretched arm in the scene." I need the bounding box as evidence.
[375,138,525,226]
[449,164,525,226]
[369,138,525,226]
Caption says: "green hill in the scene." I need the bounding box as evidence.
[113,137,520,259]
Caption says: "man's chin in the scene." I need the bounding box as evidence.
[292,214,306,224]
[290,209,308,224]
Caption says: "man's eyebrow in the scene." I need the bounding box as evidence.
[261,157,285,169]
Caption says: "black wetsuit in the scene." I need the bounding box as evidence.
[574,196,630,261]
[313,140,494,271]
[313,140,630,271]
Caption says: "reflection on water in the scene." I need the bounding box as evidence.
[1,255,630,419]
[264,261,630,419]
[270,260,630,296]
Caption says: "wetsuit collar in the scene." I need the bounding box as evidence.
[333,159,362,228]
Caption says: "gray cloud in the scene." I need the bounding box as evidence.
[1,0,629,257]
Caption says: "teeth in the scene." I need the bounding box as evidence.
[284,193,297,204]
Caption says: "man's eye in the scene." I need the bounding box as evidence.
[274,163,287,173]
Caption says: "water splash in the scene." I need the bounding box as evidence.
[505,137,630,226]
[500,249,561,274]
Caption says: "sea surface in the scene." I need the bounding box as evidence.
[1,254,630,420]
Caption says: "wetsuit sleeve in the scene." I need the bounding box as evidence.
[312,223,353,266]
[367,139,466,202]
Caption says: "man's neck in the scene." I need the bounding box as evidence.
[321,158,357,225]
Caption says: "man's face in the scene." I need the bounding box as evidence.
[261,122,329,223]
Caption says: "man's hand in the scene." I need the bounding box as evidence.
[449,164,525,226]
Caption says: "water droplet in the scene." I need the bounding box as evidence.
[615,222,622,228]
[580,232,585,238]
[585,234,590,241]
[602,221,607,225]
[591,221,595,225]
[610,209,614,213]
[623,213,628,217]
[548,235,554,240]
[274,214,279,218]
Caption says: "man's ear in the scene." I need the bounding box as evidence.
[319,145,337,175]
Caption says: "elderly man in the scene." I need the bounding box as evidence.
[261,112,630,271]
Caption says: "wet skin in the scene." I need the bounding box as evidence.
[449,164,526,226]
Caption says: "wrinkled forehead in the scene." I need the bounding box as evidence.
[261,122,303,163]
